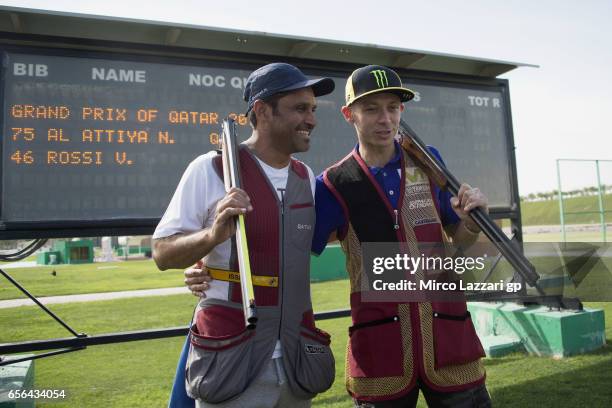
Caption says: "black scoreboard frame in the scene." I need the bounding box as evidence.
[0,31,523,241]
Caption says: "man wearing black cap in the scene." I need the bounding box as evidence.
[311,65,492,407]
[153,62,336,408]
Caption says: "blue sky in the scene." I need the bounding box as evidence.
[2,0,611,194]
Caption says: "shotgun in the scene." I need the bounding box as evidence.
[221,118,257,329]
[398,119,546,296]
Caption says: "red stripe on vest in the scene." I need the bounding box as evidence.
[235,149,280,306]
[290,158,308,179]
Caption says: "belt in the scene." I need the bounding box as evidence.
[208,267,279,288]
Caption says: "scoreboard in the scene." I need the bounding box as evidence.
[1,48,515,238]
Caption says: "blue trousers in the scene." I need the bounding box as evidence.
[168,335,195,408]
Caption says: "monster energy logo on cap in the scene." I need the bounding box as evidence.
[370,69,389,88]
[345,64,415,105]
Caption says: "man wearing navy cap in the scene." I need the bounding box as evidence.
[153,63,336,408]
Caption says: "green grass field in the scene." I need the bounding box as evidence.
[519,194,612,226]
[0,276,611,407]
[1,200,612,408]
[0,260,184,301]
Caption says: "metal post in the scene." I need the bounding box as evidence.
[556,159,566,242]
[0,268,83,338]
[595,160,606,242]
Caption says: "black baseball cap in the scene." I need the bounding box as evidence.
[345,65,415,106]
[243,63,335,114]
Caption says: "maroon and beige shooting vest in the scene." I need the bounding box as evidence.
[185,147,334,404]
[323,148,485,402]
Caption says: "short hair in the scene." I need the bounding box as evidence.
[248,91,291,129]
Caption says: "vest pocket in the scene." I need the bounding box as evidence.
[348,308,404,378]
[294,323,335,395]
[186,305,256,403]
[431,303,485,369]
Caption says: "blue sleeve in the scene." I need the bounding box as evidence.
[311,174,346,255]
[426,146,460,227]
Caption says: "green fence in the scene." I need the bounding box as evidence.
[557,159,612,242]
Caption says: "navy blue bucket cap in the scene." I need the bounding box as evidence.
[243,63,335,114]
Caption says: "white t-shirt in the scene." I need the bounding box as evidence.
[153,150,315,358]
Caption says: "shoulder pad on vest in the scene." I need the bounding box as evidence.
[290,158,308,179]
[324,150,355,177]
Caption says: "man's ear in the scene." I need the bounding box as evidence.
[253,100,269,125]
[341,105,353,123]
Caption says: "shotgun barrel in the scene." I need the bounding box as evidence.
[221,118,257,329]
